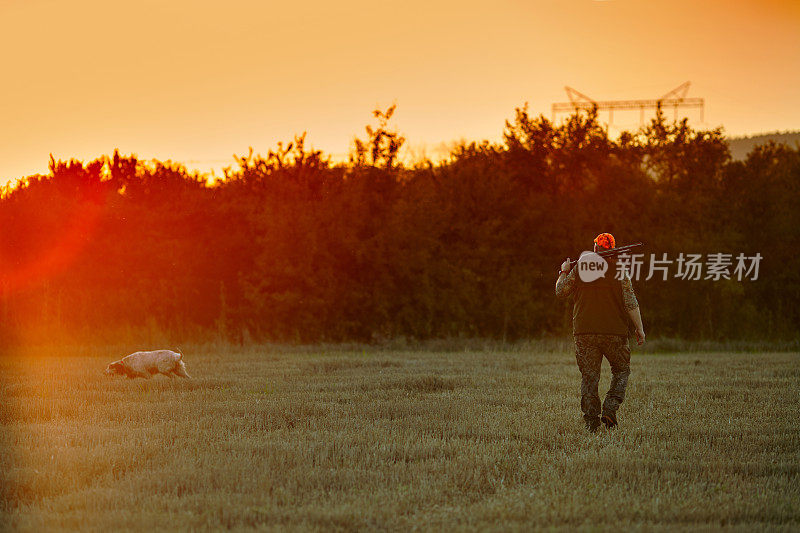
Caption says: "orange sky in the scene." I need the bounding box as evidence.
[1,0,798,184]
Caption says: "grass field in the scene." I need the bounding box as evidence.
[1,344,799,531]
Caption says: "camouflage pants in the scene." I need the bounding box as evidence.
[574,334,631,422]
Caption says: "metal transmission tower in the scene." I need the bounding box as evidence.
[551,81,705,127]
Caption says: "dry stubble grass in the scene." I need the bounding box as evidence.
[1,345,799,531]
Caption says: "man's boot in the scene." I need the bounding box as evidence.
[601,412,618,429]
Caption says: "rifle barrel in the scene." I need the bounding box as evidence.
[564,242,644,269]
[597,242,643,257]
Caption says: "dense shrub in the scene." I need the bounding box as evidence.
[1,108,797,344]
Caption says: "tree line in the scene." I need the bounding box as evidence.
[1,105,798,346]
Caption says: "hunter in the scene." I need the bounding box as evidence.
[555,232,646,433]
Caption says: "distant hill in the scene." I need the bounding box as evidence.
[726,131,800,160]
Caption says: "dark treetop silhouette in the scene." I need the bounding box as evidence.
[1,107,798,345]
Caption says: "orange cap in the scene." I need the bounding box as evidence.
[594,233,616,250]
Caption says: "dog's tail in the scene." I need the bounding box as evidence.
[175,348,184,360]
[176,360,192,378]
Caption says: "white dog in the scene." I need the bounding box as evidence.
[105,349,191,379]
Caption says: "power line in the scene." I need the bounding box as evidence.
[552,81,705,126]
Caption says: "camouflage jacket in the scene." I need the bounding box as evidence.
[555,268,639,311]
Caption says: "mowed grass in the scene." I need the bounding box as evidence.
[1,345,799,531]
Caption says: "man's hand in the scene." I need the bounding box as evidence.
[560,258,571,273]
[635,328,646,345]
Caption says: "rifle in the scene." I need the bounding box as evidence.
[562,242,644,273]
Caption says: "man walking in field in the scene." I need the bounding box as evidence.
[555,233,645,433]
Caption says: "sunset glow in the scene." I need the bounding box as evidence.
[1,0,798,184]
[2,3,800,528]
